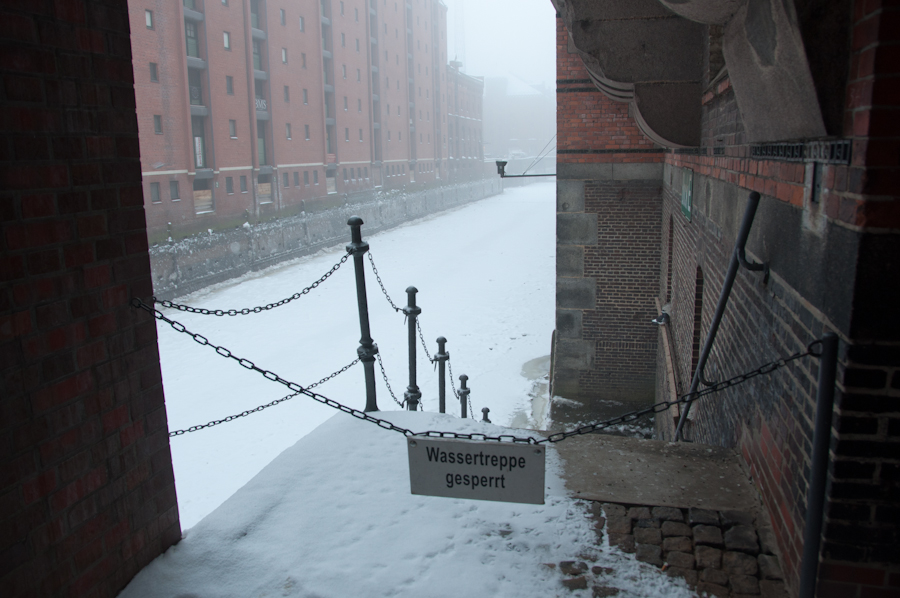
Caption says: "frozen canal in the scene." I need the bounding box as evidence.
[157,181,557,528]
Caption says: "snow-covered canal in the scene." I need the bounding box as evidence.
[158,181,557,528]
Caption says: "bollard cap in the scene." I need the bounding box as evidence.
[406,286,418,294]
[347,216,364,226]
[436,336,447,344]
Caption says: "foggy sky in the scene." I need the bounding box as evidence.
[443,0,557,88]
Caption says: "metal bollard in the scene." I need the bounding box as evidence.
[481,407,491,423]
[458,374,470,419]
[434,337,449,414]
[402,287,422,411]
[346,216,379,412]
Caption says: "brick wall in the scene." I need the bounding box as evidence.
[1,0,180,596]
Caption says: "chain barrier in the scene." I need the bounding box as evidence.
[154,252,350,316]
[416,319,434,362]
[366,251,401,313]
[168,358,359,436]
[135,296,823,445]
[376,352,405,408]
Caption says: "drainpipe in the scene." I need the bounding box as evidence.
[674,191,767,441]
[799,333,839,598]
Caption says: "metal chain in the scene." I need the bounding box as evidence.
[155,252,350,316]
[376,352,405,408]
[131,298,416,438]
[366,251,401,313]
[134,297,823,446]
[168,358,359,436]
[416,319,434,362]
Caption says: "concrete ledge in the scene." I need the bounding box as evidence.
[557,162,664,181]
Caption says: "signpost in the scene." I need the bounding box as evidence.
[407,437,545,504]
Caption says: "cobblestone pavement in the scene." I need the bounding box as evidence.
[551,502,789,597]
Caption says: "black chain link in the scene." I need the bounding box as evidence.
[134,297,823,446]
[416,319,434,362]
[376,352,405,408]
[155,253,350,316]
[366,251,402,313]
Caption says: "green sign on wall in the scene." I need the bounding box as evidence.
[681,168,693,221]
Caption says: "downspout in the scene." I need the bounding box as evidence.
[674,191,767,441]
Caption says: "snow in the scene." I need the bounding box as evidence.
[120,412,695,598]
[136,182,697,597]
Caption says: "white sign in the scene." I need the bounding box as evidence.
[407,437,545,504]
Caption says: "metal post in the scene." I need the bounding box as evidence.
[403,286,422,411]
[458,374,469,419]
[346,216,379,412]
[435,337,449,414]
[481,407,491,423]
[675,192,765,440]
[799,333,839,598]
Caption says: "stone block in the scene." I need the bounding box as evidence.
[635,544,663,566]
[557,278,596,309]
[695,546,723,569]
[557,180,585,212]
[601,503,626,518]
[634,518,660,529]
[723,551,758,576]
[608,533,635,553]
[592,566,613,576]
[661,521,692,537]
[554,338,594,370]
[758,525,778,555]
[696,582,729,597]
[689,507,720,526]
[758,554,783,580]
[557,212,598,245]
[666,567,699,586]
[701,567,730,586]
[665,551,695,569]
[607,515,632,535]
[557,162,613,181]
[652,506,684,522]
[693,524,724,546]
[720,510,754,528]
[556,245,584,277]
[662,536,692,554]
[559,561,589,576]
[634,527,662,545]
[760,579,789,598]
[628,506,652,520]
[561,576,588,590]
[730,574,760,595]
[611,162,665,181]
[556,309,583,339]
[724,524,759,554]
[592,586,620,597]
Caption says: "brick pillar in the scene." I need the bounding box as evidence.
[1,1,181,596]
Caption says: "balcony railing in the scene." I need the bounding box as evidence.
[255,97,267,111]
[190,85,202,105]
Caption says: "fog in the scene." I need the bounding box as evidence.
[443,0,557,89]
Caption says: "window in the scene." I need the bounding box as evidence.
[169,180,180,200]
[365,167,368,178]
[299,16,304,31]
[282,48,287,63]
[185,22,199,57]
[303,89,308,104]
[145,10,153,29]
[283,172,289,187]
[387,131,391,141]
[226,75,234,94]
[345,127,349,141]
[280,9,286,25]
[343,96,348,110]
[340,1,344,15]
[302,53,306,68]
[358,99,361,112]
[314,170,319,184]
[240,175,248,192]
[359,128,363,141]
[153,115,162,134]
[293,172,299,186]
[343,168,347,180]
[356,69,360,81]
[286,123,292,139]
[224,31,231,49]
[304,124,310,140]
[149,62,158,82]
[341,33,345,47]
[304,171,309,185]
[222,0,228,5]
[226,177,234,194]
[229,119,237,137]
[397,105,400,115]
[342,64,347,78]
[150,182,160,202]
[399,131,401,140]
[356,38,359,52]
[284,86,290,102]
[355,8,359,20]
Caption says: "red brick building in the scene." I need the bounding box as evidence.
[129,0,480,243]
[553,0,899,596]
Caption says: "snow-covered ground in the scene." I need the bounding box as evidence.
[158,182,558,529]
[120,412,695,598]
